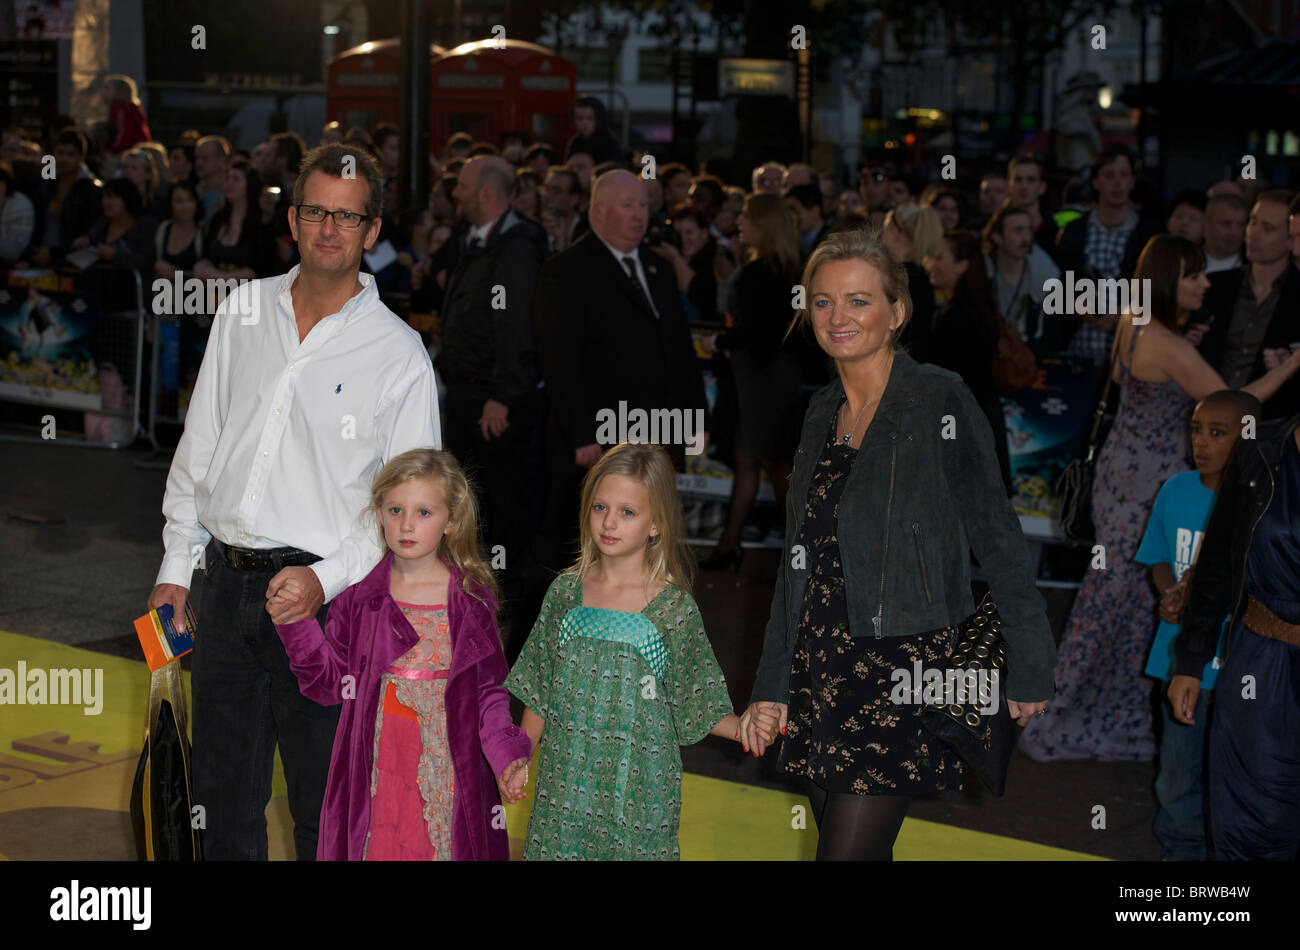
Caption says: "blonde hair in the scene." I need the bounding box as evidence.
[138,141,171,185]
[122,147,158,201]
[886,203,942,263]
[743,191,801,280]
[104,74,140,104]
[786,226,913,349]
[368,449,498,603]
[567,443,694,596]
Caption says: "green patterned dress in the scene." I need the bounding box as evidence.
[505,572,733,860]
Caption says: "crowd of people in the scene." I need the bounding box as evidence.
[7,80,1297,861]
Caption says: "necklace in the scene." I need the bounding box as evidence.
[839,386,885,444]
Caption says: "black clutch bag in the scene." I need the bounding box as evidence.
[919,595,1016,796]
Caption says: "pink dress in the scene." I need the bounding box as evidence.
[363,603,456,860]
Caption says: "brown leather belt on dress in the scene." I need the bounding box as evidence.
[213,539,321,572]
[1244,595,1300,648]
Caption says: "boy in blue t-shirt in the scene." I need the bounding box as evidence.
[1135,390,1261,861]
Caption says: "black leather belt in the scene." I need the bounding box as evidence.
[213,539,321,572]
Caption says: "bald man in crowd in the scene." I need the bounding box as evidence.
[438,155,549,636]
[523,170,707,640]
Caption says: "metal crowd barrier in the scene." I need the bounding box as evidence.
[0,266,145,450]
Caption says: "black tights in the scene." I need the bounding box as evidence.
[808,784,911,861]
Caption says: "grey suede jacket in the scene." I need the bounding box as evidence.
[749,352,1057,706]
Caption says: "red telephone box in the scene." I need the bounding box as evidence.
[327,39,447,133]
[430,39,576,149]
[327,38,576,152]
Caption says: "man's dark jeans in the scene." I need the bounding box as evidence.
[192,541,339,860]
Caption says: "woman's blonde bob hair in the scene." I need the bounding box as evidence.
[785,226,914,351]
[567,443,694,597]
[367,448,498,603]
[885,202,943,263]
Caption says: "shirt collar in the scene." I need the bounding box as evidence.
[1089,207,1139,232]
[593,229,640,267]
[470,214,501,245]
[277,264,378,326]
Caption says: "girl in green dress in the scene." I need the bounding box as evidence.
[506,443,748,859]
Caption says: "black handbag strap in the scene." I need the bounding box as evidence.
[1083,323,1128,462]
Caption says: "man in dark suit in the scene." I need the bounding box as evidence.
[529,169,707,599]
[438,156,549,630]
[1193,189,1300,421]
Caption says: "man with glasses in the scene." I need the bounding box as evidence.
[148,144,439,860]
[858,162,890,213]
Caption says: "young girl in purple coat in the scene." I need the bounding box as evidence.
[274,448,531,860]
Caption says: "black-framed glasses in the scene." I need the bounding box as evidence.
[295,205,370,229]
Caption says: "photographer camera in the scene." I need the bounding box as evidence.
[646,202,718,323]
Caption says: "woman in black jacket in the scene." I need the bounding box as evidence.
[737,229,1055,860]
[646,202,719,323]
[700,191,804,569]
[924,229,1012,493]
[74,177,156,279]
[194,160,276,281]
[1171,411,1300,860]
[880,203,939,363]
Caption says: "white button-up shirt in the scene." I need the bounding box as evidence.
[156,265,441,602]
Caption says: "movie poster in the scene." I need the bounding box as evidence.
[1002,357,1097,520]
[0,269,103,411]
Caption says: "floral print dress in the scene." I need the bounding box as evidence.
[779,410,965,795]
[364,603,456,860]
[1020,323,1194,761]
[505,573,733,860]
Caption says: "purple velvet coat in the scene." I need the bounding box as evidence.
[275,552,531,860]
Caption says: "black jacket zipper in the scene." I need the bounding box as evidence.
[873,443,897,638]
[911,522,932,603]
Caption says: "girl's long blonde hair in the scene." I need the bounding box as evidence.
[368,448,498,603]
[567,443,694,597]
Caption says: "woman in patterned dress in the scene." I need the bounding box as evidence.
[507,443,742,860]
[738,229,1056,860]
[1020,236,1300,761]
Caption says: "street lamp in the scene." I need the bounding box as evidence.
[1098,85,1113,110]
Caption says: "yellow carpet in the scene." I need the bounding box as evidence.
[0,630,1100,861]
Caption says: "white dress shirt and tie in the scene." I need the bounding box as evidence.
[594,230,659,318]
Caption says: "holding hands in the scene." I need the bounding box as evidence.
[497,757,530,804]
[738,701,787,757]
[265,566,325,625]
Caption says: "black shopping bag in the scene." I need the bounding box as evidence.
[129,659,202,860]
